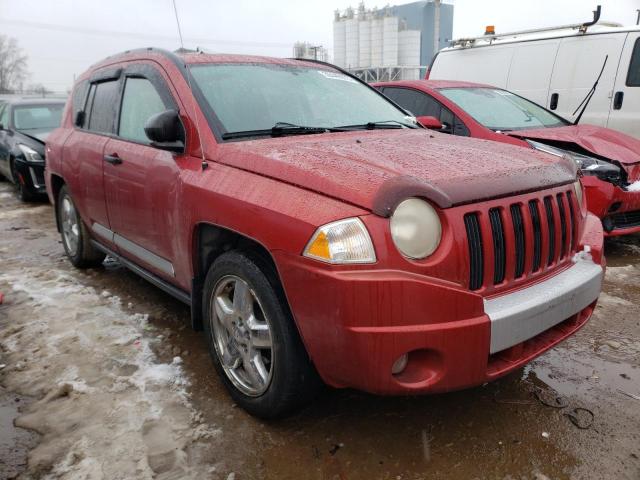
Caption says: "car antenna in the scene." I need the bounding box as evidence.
[172,0,208,171]
[572,54,608,125]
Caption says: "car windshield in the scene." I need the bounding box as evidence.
[13,104,64,130]
[190,63,412,136]
[438,87,568,131]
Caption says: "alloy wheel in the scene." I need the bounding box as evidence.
[209,275,274,396]
[60,196,80,257]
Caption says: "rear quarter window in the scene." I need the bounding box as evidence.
[71,79,89,125]
[627,38,640,87]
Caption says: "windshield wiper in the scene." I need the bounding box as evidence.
[573,54,608,125]
[222,122,335,140]
[335,120,418,130]
[221,120,417,140]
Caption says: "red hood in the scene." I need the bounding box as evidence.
[507,125,640,166]
[216,130,576,213]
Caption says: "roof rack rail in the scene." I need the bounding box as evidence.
[449,5,620,48]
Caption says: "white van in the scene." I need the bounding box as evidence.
[429,12,640,139]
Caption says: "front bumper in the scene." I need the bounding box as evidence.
[275,213,604,395]
[485,258,602,354]
[14,158,46,194]
[583,176,640,236]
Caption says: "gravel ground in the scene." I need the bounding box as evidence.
[0,180,638,480]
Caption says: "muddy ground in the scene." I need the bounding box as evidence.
[0,179,638,480]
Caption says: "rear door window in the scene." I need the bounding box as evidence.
[383,87,469,136]
[87,80,119,134]
[627,38,640,87]
[382,87,441,117]
[118,77,167,143]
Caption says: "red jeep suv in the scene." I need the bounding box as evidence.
[46,49,604,418]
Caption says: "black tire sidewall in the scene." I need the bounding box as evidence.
[11,160,34,202]
[203,251,314,418]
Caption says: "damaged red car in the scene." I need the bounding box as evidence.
[46,50,604,418]
[375,80,640,236]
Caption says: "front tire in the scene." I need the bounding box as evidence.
[203,251,321,418]
[57,185,105,268]
[10,160,35,202]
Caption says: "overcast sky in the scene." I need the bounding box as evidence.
[1,0,639,92]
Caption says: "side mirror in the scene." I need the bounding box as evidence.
[416,116,443,130]
[144,109,185,154]
[74,110,85,128]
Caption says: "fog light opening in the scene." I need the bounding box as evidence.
[391,353,409,375]
[602,217,614,233]
[608,202,622,213]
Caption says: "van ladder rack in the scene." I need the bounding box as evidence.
[449,5,620,48]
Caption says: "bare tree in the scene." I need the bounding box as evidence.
[0,35,28,93]
[26,83,52,97]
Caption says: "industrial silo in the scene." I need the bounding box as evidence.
[358,15,372,68]
[382,15,399,67]
[398,30,421,79]
[370,15,383,67]
[344,9,359,69]
[333,13,347,68]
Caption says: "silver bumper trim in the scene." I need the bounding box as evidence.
[484,258,603,354]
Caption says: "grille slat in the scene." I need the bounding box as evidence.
[528,200,542,272]
[489,208,506,284]
[544,196,556,266]
[567,191,577,251]
[464,213,484,291]
[557,194,568,259]
[510,204,525,278]
[464,188,579,292]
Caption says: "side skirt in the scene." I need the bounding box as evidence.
[90,240,191,305]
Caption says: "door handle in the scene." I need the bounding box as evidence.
[104,153,122,165]
[613,91,624,110]
[550,93,559,110]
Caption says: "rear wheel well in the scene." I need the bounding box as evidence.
[191,223,284,330]
[50,174,65,231]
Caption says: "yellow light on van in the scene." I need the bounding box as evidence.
[485,25,496,35]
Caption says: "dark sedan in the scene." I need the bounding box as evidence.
[0,99,66,200]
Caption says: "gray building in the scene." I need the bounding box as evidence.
[388,0,454,68]
[333,1,454,81]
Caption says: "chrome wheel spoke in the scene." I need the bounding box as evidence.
[243,352,269,387]
[232,280,252,315]
[246,314,272,349]
[221,347,242,369]
[214,295,236,332]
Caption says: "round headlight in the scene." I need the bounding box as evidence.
[390,198,442,259]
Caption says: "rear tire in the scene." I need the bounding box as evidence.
[203,250,321,418]
[57,185,105,268]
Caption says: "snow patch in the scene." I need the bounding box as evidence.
[606,264,638,282]
[626,180,640,192]
[0,266,222,477]
[597,292,634,307]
